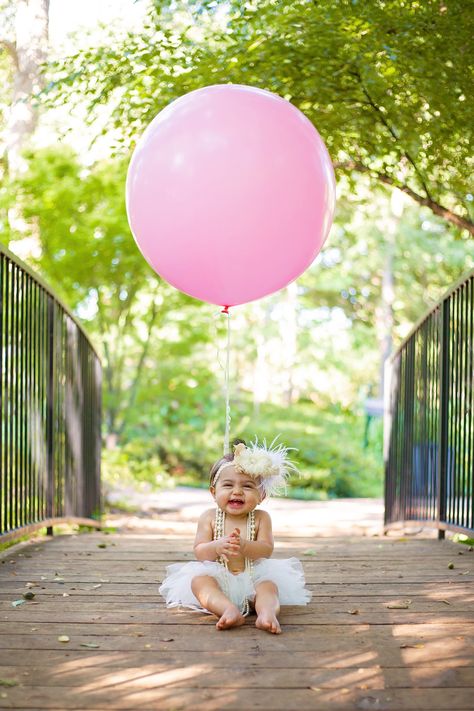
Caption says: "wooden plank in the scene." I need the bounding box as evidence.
[7,559,469,572]
[0,649,472,670]
[5,543,471,559]
[5,540,469,553]
[1,581,472,597]
[6,544,469,558]
[0,663,473,688]
[1,609,473,626]
[3,571,473,585]
[0,623,472,657]
[0,531,473,711]
[1,594,472,611]
[2,600,472,617]
[1,684,474,709]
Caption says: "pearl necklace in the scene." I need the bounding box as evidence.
[214,507,255,617]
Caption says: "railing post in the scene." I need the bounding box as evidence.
[46,297,55,536]
[437,298,450,540]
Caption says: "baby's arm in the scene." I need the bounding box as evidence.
[193,509,240,563]
[239,510,274,560]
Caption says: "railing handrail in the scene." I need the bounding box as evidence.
[390,265,474,363]
[385,266,474,537]
[0,240,100,361]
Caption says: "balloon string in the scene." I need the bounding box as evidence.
[223,308,231,455]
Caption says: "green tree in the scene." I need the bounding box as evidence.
[2,147,166,442]
[44,0,473,233]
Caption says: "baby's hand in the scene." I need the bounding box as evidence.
[215,534,240,563]
[230,527,240,541]
[229,527,247,555]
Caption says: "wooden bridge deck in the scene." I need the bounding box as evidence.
[0,527,473,710]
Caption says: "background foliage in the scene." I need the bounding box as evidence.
[1,0,473,498]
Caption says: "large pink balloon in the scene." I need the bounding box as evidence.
[126,84,336,307]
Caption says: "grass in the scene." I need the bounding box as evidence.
[105,399,384,499]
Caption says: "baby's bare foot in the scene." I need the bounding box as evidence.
[216,605,246,630]
[255,611,281,634]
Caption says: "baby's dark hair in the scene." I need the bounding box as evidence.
[209,438,246,486]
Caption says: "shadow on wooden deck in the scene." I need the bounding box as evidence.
[0,518,473,709]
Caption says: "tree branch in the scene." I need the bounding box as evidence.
[116,293,161,437]
[336,160,474,235]
[96,293,117,433]
[350,68,433,201]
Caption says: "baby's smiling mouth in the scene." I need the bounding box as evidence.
[229,498,244,504]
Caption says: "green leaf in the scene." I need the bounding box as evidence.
[11,600,25,608]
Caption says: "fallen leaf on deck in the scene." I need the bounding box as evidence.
[440,599,451,605]
[25,582,38,588]
[386,600,412,609]
[347,609,360,615]
[144,644,152,648]
[92,584,102,589]
[400,643,424,649]
[11,600,25,608]
[97,543,107,548]
[0,680,18,687]
[22,591,35,600]
[161,637,174,642]
[80,643,100,648]
[57,635,70,643]
[303,550,317,556]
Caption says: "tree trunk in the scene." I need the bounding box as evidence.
[376,190,402,399]
[252,303,272,416]
[280,282,298,406]
[3,0,50,176]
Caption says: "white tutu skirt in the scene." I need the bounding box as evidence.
[159,557,311,612]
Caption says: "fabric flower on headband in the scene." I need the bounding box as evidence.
[213,438,298,497]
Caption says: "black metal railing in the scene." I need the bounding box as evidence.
[0,242,102,542]
[385,268,474,538]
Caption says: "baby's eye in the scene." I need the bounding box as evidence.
[244,484,255,489]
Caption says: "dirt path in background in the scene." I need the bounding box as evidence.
[104,485,395,538]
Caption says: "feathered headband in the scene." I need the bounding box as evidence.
[212,438,298,498]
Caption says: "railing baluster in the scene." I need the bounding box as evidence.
[468,277,473,531]
[385,269,474,537]
[0,254,4,533]
[0,243,101,542]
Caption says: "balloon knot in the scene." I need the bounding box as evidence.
[221,306,230,315]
